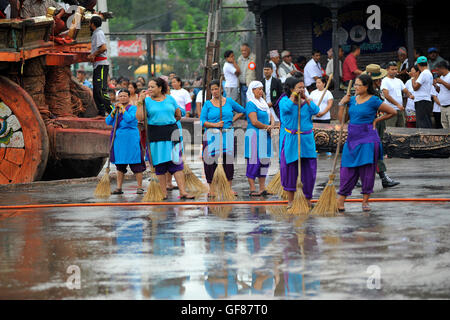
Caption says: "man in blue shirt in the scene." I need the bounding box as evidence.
[76,69,93,89]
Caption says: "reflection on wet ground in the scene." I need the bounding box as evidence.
[0,157,449,299]
[1,201,450,299]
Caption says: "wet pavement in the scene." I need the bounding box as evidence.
[0,153,449,299]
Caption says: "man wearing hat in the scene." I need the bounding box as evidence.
[278,50,300,83]
[412,56,434,128]
[362,64,400,188]
[427,48,446,73]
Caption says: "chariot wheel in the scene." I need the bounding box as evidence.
[0,76,49,184]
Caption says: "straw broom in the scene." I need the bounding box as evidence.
[95,110,120,198]
[183,160,209,194]
[287,92,311,215]
[311,79,353,216]
[211,76,235,201]
[266,172,282,195]
[142,99,165,202]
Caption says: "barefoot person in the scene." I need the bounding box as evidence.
[106,90,146,195]
[245,81,276,196]
[200,80,245,197]
[279,77,320,208]
[337,75,397,212]
[136,78,195,200]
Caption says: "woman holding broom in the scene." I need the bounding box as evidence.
[200,80,245,197]
[105,89,146,195]
[279,77,320,209]
[245,81,276,196]
[337,74,396,212]
[136,77,195,200]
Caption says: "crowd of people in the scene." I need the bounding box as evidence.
[84,17,449,211]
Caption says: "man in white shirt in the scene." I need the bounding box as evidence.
[195,89,206,117]
[326,47,344,79]
[304,49,323,92]
[411,56,434,128]
[381,61,414,127]
[278,50,299,83]
[434,60,450,128]
[223,50,241,102]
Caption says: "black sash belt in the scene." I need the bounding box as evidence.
[147,124,181,143]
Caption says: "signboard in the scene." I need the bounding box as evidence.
[117,40,145,57]
[312,3,406,54]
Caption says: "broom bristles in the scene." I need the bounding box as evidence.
[267,172,282,195]
[211,164,235,201]
[94,168,111,198]
[287,181,310,215]
[279,189,289,200]
[183,163,209,193]
[143,171,165,202]
[311,175,339,216]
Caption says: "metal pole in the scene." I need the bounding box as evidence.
[97,0,112,75]
[406,1,415,67]
[255,12,263,79]
[146,34,152,81]
[331,5,340,97]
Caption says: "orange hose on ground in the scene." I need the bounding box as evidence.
[0,198,449,210]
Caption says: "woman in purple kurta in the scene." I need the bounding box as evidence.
[337,75,396,212]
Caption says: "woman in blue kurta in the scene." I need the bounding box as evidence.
[106,89,146,195]
[136,78,195,200]
[245,81,275,196]
[337,74,396,212]
[279,77,320,208]
[200,80,245,196]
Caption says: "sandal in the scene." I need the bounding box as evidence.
[249,191,261,197]
[260,190,268,197]
[112,189,123,195]
[180,194,195,200]
[338,208,346,213]
[136,188,144,194]
[362,204,371,212]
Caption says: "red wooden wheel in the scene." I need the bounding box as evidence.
[0,76,49,184]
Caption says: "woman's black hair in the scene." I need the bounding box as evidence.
[117,89,130,97]
[129,82,138,90]
[356,74,376,95]
[407,65,417,73]
[150,77,169,94]
[209,79,221,88]
[173,76,183,87]
[316,76,327,85]
[284,77,303,95]
[224,50,234,59]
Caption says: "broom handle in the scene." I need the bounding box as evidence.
[107,108,120,169]
[331,80,353,175]
[142,99,155,171]
[297,95,302,182]
[316,73,333,107]
[218,75,224,163]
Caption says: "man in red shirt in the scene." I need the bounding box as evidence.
[342,45,363,85]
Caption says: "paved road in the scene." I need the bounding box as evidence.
[0,155,449,299]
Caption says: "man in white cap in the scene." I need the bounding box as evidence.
[267,50,280,79]
[278,50,299,83]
